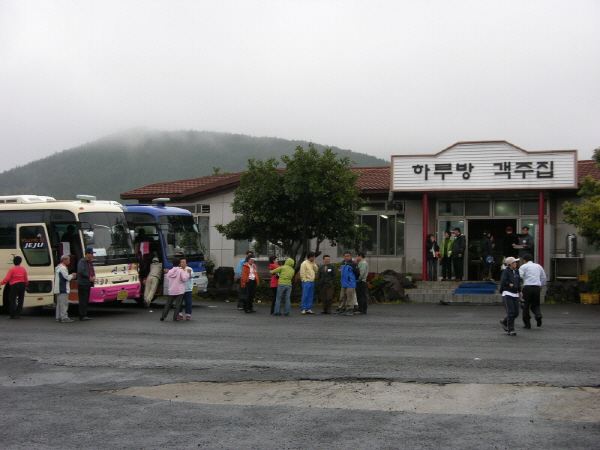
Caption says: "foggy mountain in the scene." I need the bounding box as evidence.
[0,129,389,201]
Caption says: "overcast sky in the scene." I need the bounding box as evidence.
[1,0,599,173]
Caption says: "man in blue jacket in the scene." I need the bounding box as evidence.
[336,252,360,316]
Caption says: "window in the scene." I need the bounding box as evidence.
[197,216,209,255]
[19,225,51,266]
[342,213,405,256]
[235,239,250,256]
[494,201,519,216]
[465,201,490,216]
[521,200,539,215]
[439,201,464,216]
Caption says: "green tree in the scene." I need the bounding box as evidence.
[563,147,600,248]
[215,145,369,269]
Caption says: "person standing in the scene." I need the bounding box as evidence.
[1,256,28,320]
[499,256,521,336]
[452,228,466,281]
[177,258,194,321]
[268,255,279,315]
[480,231,494,281]
[519,253,546,329]
[300,251,318,314]
[439,230,453,281]
[518,227,535,260]
[502,226,519,259]
[236,251,254,310]
[356,252,369,314]
[337,252,359,316]
[160,258,190,321]
[317,255,337,314]
[54,255,76,323]
[143,257,163,307]
[270,258,295,316]
[77,248,96,321]
[426,234,440,281]
[241,256,260,313]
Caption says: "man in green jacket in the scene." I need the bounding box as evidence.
[270,258,295,316]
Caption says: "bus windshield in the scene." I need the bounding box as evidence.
[79,212,135,265]
[159,215,203,263]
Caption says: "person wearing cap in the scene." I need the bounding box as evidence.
[77,247,96,321]
[143,256,163,307]
[241,255,260,313]
[499,256,522,336]
[518,226,535,260]
[451,228,466,281]
[502,226,519,259]
[519,253,546,329]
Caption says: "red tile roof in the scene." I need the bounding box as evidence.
[122,161,600,201]
[578,160,600,183]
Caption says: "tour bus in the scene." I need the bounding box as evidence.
[0,195,140,311]
[124,199,207,300]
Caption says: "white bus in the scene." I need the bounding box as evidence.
[0,195,140,311]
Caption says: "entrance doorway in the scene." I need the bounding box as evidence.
[467,219,517,281]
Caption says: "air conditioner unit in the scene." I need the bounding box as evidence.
[392,201,405,213]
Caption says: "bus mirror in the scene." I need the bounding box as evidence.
[83,230,94,245]
[159,223,171,233]
[167,234,176,245]
[79,221,93,231]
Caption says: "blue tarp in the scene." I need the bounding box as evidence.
[454,282,498,295]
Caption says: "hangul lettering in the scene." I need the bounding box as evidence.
[412,164,430,180]
[514,162,534,179]
[434,163,452,180]
[536,161,554,178]
[493,162,511,178]
[456,163,474,180]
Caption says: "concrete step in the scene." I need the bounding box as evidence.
[407,292,504,304]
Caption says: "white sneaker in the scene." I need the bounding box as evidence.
[301,310,306,314]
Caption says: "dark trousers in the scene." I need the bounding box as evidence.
[8,282,26,318]
[356,281,368,313]
[244,280,257,312]
[319,284,334,313]
[270,286,277,314]
[162,294,184,320]
[522,285,542,326]
[441,257,452,280]
[427,259,438,281]
[237,285,245,309]
[78,285,91,318]
[452,257,464,280]
[503,295,520,332]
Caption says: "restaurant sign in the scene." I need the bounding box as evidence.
[392,142,577,192]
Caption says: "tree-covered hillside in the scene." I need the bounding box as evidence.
[0,129,389,201]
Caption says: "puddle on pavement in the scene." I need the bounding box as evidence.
[106,380,599,423]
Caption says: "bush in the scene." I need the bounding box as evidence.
[588,266,600,294]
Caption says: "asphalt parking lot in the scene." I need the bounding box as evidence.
[1,299,598,450]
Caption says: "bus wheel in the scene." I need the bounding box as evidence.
[0,287,9,314]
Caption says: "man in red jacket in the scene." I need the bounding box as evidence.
[1,256,29,319]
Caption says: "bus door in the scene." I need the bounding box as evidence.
[17,224,54,308]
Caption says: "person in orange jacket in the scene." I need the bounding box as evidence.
[241,256,260,313]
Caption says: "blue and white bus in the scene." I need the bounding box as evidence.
[124,199,207,301]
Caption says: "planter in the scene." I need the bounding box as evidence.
[579,293,600,304]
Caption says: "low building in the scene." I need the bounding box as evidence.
[121,141,600,280]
